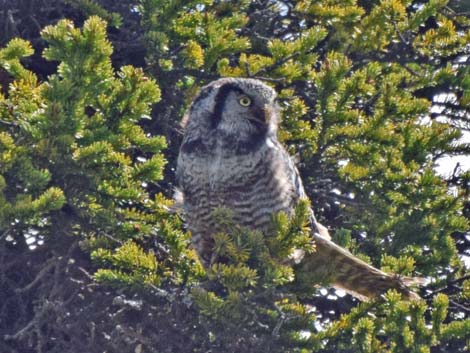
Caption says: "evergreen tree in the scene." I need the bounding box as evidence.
[1,1,469,352]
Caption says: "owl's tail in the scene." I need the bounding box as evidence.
[296,226,425,301]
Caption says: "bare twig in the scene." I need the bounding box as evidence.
[4,300,55,341]
[15,259,56,294]
[425,274,470,296]
[77,266,94,280]
[251,76,286,83]
[449,299,470,313]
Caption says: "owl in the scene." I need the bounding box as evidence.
[176,77,421,301]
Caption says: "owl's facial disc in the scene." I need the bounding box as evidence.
[185,78,279,144]
[210,83,271,133]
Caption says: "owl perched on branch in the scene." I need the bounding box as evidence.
[176,77,421,301]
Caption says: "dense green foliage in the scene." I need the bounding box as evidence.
[1,1,470,352]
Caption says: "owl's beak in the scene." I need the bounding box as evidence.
[248,106,269,125]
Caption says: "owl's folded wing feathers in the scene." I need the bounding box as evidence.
[286,155,423,300]
[296,223,424,301]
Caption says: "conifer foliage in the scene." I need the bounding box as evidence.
[1,1,470,352]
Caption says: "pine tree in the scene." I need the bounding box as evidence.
[1,1,469,353]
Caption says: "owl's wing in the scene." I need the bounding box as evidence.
[283,148,331,241]
[299,234,423,300]
[286,152,422,300]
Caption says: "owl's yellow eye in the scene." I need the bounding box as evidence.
[238,96,252,107]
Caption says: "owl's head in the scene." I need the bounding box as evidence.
[182,78,280,151]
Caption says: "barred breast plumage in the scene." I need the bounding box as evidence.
[176,77,422,300]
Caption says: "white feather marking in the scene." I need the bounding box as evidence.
[266,137,276,149]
